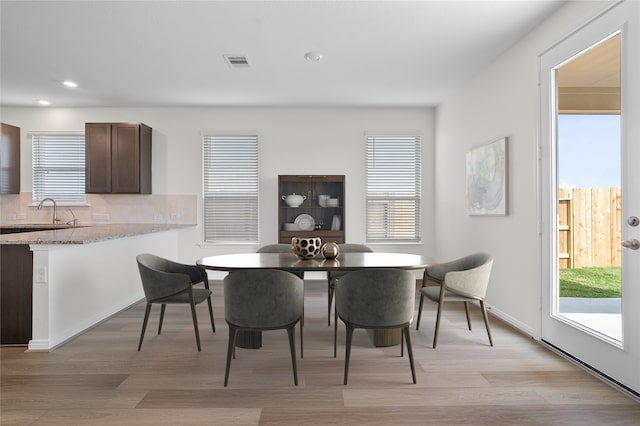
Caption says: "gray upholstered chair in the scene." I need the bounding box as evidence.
[335,268,417,385]
[328,243,373,326]
[223,269,304,386]
[136,253,215,352]
[416,252,494,348]
[256,243,305,357]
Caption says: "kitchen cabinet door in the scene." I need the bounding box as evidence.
[1,122,21,194]
[85,123,151,194]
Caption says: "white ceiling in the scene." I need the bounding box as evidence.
[0,0,566,108]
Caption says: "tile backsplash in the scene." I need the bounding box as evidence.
[0,193,197,225]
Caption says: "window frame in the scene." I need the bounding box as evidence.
[31,131,87,205]
[202,134,259,244]
[366,133,422,243]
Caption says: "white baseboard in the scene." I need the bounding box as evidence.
[27,339,50,352]
[485,302,537,338]
[28,295,144,352]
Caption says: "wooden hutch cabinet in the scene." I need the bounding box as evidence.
[85,123,152,193]
[278,175,345,244]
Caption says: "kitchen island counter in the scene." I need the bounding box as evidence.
[0,224,188,351]
[0,224,191,245]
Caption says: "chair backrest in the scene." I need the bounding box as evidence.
[442,252,493,299]
[136,253,192,303]
[256,244,293,253]
[224,269,303,329]
[335,268,415,328]
[338,243,373,253]
[137,252,206,283]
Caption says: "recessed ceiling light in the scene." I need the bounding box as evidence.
[36,99,51,105]
[62,80,78,88]
[304,51,323,62]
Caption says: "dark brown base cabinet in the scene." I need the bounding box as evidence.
[278,175,345,244]
[0,244,33,345]
[85,123,152,193]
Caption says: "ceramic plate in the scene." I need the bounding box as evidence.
[294,214,315,231]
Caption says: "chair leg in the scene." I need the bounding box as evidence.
[416,293,424,330]
[401,328,404,357]
[224,327,237,386]
[334,308,338,358]
[328,281,334,326]
[158,304,166,335]
[189,301,202,352]
[433,285,447,349]
[203,277,216,333]
[480,300,494,346]
[464,301,472,330]
[287,326,299,386]
[138,303,152,351]
[403,326,417,384]
[343,325,354,385]
[206,296,215,333]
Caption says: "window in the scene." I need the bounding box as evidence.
[32,133,86,203]
[366,134,421,242]
[202,135,259,243]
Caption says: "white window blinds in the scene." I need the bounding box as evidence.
[203,135,259,243]
[32,133,86,203]
[366,135,422,242]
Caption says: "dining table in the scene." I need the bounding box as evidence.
[196,251,431,349]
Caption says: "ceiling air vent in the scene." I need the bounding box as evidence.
[224,55,250,68]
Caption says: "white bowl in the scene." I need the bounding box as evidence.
[327,198,339,207]
[282,193,306,207]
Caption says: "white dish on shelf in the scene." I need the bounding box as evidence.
[294,214,315,231]
[331,215,341,231]
[284,223,300,231]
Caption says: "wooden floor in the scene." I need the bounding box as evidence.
[2,280,639,425]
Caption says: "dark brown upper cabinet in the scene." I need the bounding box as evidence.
[85,123,152,194]
[1,122,21,194]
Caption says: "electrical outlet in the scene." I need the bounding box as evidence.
[153,212,163,221]
[170,213,180,221]
[35,266,47,283]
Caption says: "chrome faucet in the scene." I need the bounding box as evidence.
[37,198,61,224]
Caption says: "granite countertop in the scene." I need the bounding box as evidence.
[0,224,193,245]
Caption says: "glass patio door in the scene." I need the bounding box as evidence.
[539,1,640,395]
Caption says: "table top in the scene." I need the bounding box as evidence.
[196,252,431,272]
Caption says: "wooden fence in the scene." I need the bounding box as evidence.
[558,187,621,269]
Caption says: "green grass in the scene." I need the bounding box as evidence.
[559,267,622,298]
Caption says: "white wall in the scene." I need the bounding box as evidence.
[433,0,610,336]
[1,107,435,265]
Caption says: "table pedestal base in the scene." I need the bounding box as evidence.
[367,328,402,347]
[235,331,262,349]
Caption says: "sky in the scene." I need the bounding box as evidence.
[557,114,621,189]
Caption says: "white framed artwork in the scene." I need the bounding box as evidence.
[466,136,509,216]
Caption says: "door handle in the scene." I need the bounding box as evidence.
[621,239,640,250]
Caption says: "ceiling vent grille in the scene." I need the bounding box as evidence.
[224,55,250,68]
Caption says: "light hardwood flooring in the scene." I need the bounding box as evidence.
[2,280,639,425]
